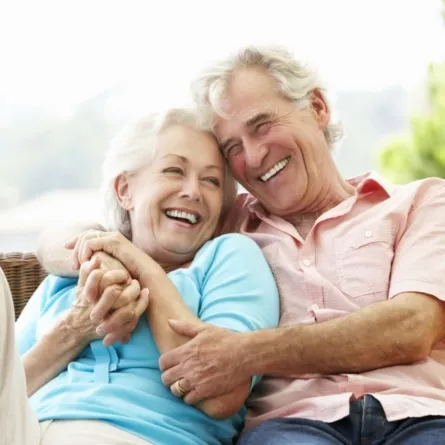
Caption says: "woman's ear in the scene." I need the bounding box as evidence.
[310,89,331,130]
[114,173,134,211]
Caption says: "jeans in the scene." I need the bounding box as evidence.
[238,395,445,445]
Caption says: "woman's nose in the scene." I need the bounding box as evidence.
[179,177,201,201]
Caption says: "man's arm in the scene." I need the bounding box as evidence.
[36,223,104,276]
[161,290,445,403]
[248,291,445,377]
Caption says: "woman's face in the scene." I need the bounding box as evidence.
[116,124,225,268]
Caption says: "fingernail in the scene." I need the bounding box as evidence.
[96,326,107,336]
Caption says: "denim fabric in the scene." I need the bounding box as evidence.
[239,395,445,444]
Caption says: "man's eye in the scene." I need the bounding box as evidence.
[256,122,269,135]
[226,143,242,157]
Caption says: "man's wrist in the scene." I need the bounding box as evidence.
[241,328,283,376]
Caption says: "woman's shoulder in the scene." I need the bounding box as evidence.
[198,233,260,259]
[38,275,78,304]
[192,234,265,278]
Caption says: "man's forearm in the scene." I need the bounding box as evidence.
[245,292,442,377]
[36,223,104,276]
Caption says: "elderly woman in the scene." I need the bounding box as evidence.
[0,108,279,445]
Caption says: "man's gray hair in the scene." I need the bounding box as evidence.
[101,108,237,239]
[192,45,343,148]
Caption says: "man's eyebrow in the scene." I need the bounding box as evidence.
[245,112,273,128]
[219,112,274,152]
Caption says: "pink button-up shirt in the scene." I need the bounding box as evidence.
[222,173,445,431]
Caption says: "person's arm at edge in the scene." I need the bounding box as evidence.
[36,223,104,276]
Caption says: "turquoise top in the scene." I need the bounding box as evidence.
[16,234,279,445]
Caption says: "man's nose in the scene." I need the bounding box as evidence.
[244,139,267,169]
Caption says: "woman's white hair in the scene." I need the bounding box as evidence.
[101,108,237,239]
[192,45,343,148]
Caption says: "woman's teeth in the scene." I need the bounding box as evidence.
[165,209,198,224]
[261,157,290,182]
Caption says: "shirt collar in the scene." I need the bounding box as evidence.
[246,171,395,219]
[350,171,395,197]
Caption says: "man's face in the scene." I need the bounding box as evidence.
[214,67,335,218]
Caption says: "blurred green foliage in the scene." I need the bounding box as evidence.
[379,0,445,183]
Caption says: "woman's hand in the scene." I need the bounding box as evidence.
[63,256,105,345]
[63,256,147,346]
[65,230,160,285]
[65,231,152,345]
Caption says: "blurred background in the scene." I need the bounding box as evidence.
[1,0,444,251]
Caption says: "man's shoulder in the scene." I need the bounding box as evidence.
[221,193,257,234]
[357,172,445,205]
[391,177,445,205]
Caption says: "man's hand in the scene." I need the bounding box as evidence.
[159,320,251,404]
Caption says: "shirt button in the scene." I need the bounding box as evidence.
[302,259,312,267]
[364,230,373,238]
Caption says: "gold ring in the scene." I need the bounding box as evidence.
[174,380,187,398]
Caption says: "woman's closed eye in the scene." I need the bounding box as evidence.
[163,167,184,175]
[203,177,221,187]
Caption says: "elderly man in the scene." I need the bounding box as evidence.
[39,46,445,444]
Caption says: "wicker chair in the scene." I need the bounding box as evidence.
[0,252,47,319]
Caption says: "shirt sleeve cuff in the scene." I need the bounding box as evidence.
[389,280,445,302]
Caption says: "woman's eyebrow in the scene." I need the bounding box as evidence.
[160,154,187,162]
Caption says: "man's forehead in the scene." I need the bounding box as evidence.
[213,103,274,142]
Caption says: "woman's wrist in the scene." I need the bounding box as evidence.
[55,306,99,347]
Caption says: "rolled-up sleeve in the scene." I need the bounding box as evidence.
[389,182,445,301]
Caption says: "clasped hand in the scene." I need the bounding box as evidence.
[65,230,149,346]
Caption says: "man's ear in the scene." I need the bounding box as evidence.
[114,173,134,211]
[310,89,331,130]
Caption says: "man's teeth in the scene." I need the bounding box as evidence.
[261,158,290,182]
[165,210,198,224]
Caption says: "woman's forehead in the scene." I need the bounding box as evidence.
[154,126,224,170]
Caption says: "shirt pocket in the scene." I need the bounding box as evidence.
[334,221,395,301]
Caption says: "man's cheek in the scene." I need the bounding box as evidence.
[229,158,247,182]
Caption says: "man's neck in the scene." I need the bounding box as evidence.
[286,177,355,238]
[289,211,322,239]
